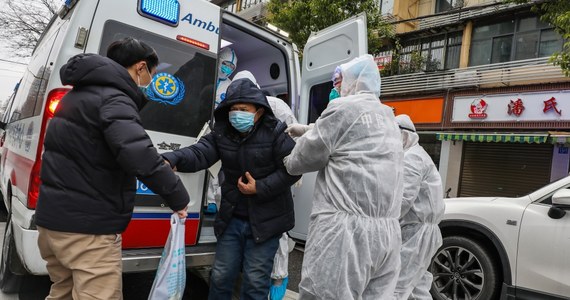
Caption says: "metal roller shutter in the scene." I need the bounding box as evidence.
[459,142,553,197]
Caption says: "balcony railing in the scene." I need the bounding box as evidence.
[381,57,569,96]
[395,1,535,33]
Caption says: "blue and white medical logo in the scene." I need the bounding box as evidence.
[146,73,186,106]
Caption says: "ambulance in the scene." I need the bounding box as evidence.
[0,0,367,292]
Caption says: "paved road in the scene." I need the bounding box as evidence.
[0,219,303,299]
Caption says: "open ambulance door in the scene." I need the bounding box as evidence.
[290,13,368,241]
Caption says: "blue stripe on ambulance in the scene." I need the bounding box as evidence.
[132,213,200,219]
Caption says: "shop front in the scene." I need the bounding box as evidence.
[438,89,570,198]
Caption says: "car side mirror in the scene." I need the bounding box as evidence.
[548,189,570,219]
[552,189,570,206]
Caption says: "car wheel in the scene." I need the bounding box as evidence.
[429,236,500,300]
[0,217,23,293]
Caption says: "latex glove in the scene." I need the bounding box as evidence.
[269,277,289,300]
[285,123,314,137]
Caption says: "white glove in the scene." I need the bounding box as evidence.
[285,123,314,137]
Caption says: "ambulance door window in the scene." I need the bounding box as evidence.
[308,81,332,123]
[99,20,217,137]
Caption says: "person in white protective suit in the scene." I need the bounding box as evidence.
[284,54,404,299]
[206,47,238,215]
[233,70,296,300]
[215,47,238,108]
[393,114,445,300]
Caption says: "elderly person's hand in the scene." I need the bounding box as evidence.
[238,172,257,195]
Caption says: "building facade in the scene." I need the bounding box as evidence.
[214,0,570,198]
[379,0,569,198]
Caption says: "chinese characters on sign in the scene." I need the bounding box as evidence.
[543,97,562,115]
[157,142,181,150]
[454,91,568,122]
[507,98,525,117]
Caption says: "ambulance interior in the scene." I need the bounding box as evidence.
[219,22,291,105]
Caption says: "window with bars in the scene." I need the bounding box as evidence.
[469,16,564,66]
[399,31,462,73]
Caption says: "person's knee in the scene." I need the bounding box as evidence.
[242,270,267,288]
[210,263,235,288]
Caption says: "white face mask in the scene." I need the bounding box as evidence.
[137,64,152,90]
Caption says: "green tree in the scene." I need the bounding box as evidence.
[509,0,570,76]
[266,0,393,57]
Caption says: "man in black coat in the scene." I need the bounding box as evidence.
[162,78,300,300]
[36,38,189,299]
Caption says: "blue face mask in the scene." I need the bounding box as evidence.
[220,65,234,79]
[329,88,340,101]
[229,111,256,133]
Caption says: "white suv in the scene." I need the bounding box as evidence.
[429,175,570,300]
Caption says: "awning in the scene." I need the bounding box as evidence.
[436,133,549,144]
[549,132,570,144]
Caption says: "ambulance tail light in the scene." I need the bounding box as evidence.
[176,35,210,50]
[27,88,70,209]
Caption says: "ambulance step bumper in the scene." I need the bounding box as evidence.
[122,243,216,273]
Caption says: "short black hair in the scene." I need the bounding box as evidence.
[106,37,159,70]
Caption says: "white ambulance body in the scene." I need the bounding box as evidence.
[0,0,366,292]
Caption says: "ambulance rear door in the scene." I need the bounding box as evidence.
[290,13,368,241]
[87,0,221,248]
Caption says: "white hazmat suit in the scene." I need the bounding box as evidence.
[394,114,445,300]
[284,55,404,299]
[215,47,237,108]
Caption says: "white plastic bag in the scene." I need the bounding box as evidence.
[148,214,186,300]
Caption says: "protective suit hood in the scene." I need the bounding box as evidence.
[233,70,260,88]
[339,54,381,98]
[395,114,420,151]
[233,71,298,126]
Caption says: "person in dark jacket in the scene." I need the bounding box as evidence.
[162,78,300,300]
[36,38,189,300]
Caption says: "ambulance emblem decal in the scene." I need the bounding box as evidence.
[146,73,185,106]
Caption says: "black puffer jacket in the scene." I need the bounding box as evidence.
[36,54,189,235]
[162,79,300,243]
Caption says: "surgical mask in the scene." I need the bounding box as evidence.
[219,61,235,79]
[137,65,152,93]
[329,87,340,101]
[229,111,255,133]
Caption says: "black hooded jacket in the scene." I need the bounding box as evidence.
[162,79,300,243]
[36,54,189,235]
